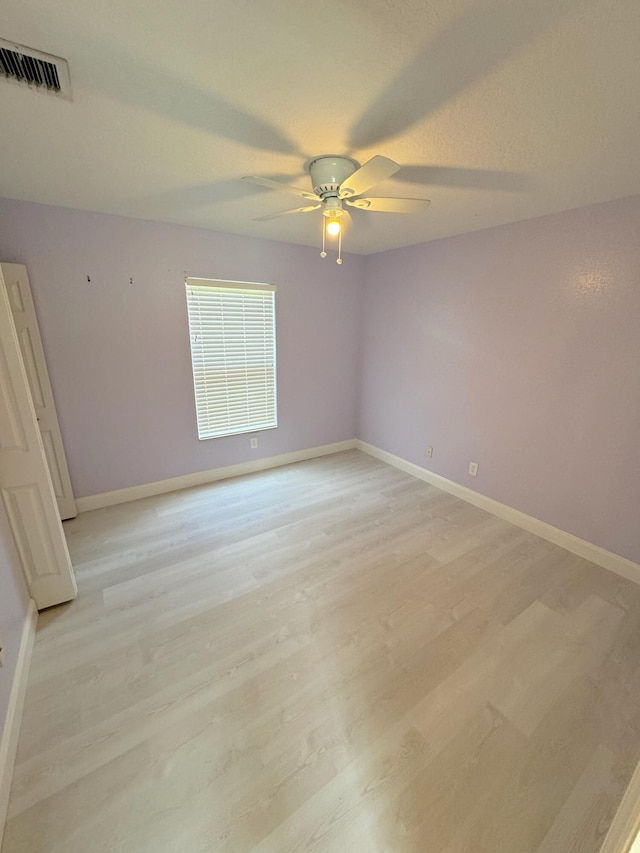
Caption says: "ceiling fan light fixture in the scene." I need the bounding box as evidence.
[320,205,344,263]
[322,197,343,217]
[326,217,341,236]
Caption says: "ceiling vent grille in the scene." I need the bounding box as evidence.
[0,38,72,100]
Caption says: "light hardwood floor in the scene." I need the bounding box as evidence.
[3,449,640,852]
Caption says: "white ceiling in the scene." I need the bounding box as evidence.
[1,0,640,254]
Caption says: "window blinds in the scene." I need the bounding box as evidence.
[185,279,277,440]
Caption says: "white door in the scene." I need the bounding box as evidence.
[0,274,77,609]
[0,263,77,520]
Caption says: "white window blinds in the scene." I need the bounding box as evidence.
[185,279,277,440]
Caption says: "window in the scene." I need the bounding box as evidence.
[185,278,277,440]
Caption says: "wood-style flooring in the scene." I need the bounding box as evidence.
[3,449,640,852]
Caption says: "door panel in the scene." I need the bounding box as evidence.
[0,263,77,519]
[0,269,77,609]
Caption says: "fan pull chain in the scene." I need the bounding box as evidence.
[337,229,343,264]
[320,224,327,258]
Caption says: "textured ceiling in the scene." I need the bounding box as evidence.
[1,0,640,254]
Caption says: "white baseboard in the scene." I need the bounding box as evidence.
[0,599,36,847]
[76,439,357,512]
[355,440,640,585]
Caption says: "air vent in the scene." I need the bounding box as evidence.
[0,38,72,100]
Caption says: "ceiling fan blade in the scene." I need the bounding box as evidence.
[242,175,319,201]
[338,155,400,199]
[253,203,321,222]
[346,197,430,213]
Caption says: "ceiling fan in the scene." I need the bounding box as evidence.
[242,155,430,263]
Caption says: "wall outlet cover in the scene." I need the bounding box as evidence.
[469,462,479,476]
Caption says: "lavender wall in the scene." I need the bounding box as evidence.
[0,200,364,497]
[360,195,640,564]
[0,194,638,563]
[0,503,30,737]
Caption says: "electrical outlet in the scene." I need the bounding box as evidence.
[426,446,433,459]
[468,462,479,476]
[250,437,258,449]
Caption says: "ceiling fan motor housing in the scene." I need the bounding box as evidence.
[307,156,359,200]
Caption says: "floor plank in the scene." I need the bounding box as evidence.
[3,449,640,852]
